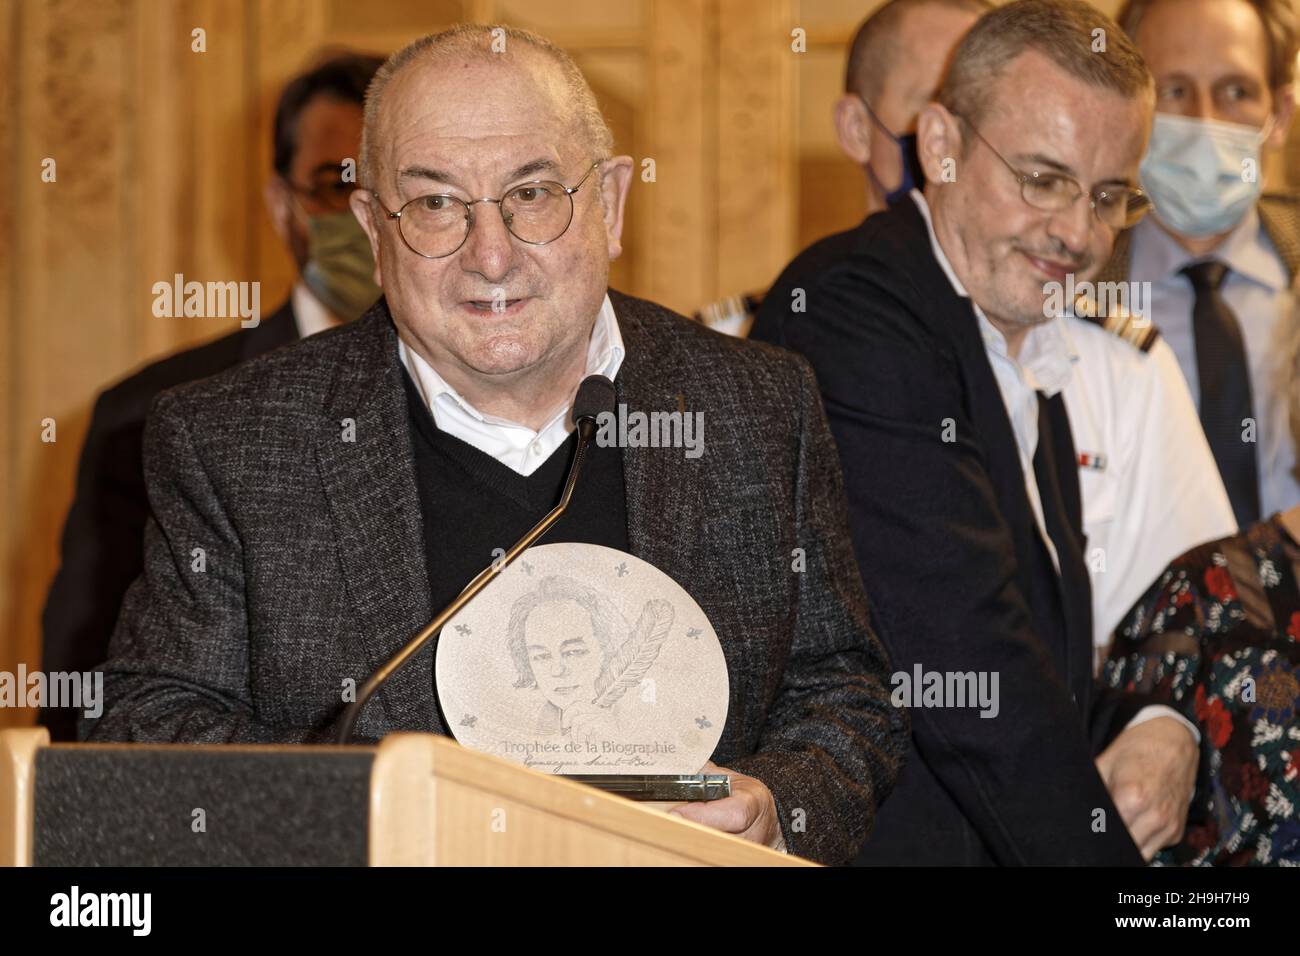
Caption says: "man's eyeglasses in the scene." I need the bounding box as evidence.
[954,115,1152,231]
[371,160,602,259]
[283,170,358,214]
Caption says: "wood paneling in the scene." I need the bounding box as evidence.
[5,0,141,728]
[718,0,795,295]
[0,0,17,688]
[638,0,713,314]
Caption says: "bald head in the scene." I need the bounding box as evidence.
[360,24,613,189]
[845,0,992,102]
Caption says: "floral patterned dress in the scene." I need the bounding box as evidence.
[1104,514,1300,866]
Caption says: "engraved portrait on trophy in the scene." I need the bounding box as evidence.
[505,575,672,748]
[437,542,730,775]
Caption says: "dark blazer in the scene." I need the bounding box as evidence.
[85,290,909,866]
[752,197,1146,865]
[40,302,299,741]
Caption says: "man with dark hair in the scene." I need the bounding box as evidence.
[39,51,384,741]
[264,51,387,325]
[505,576,620,743]
[1101,0,1300,528]
[504,575,617,691]
[758,0,1210,864]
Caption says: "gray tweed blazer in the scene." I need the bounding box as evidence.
[86,289,908,865]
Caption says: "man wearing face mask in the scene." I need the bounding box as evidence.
[38,52,383,742]
[1101,0,1300,528]
[833,0,991,214]
[263,53,386,334]
[699,0,987,338]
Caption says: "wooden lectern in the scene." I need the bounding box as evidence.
[0,728,810,866]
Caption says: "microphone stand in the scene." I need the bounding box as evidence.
[334,415,598,744]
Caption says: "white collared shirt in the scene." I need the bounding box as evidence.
[399,294,625,476]
[291,282,346,339]
[912,190,1214,742]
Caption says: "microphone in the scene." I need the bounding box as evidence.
[335,374,617,743]
[572,372,616,439]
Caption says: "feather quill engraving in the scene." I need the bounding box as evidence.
[592,599,673,707]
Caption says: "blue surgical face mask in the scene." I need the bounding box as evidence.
[1139,112,1272,237]
[888,133,924,205]
[860,95,924,206]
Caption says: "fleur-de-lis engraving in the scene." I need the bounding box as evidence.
[454,623,471,635]
[521,560,533,575]
[694,715,711,729]
[687,627,701,639]
[615,562,629,577]
[460,715,478,728]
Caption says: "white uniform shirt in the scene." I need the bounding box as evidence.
[1064,324,1237,660]
[399,294,625,476]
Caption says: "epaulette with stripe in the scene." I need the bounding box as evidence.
[693,292,764,337]
[1071,294,1160,353]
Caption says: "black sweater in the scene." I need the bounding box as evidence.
[403,368,629,615]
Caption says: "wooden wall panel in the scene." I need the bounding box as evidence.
[717,0,795,295]
[132,0,194,362]
[252,0,331,310]
[5,0,137,727]
[0,0,17,711]
[189,0,257,335]
[639,0,713,315]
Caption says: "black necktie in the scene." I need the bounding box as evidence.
[1032,392,1090,694]
[1184,260,1260,527]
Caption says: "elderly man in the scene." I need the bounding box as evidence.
[758,0,1204,865]
[86,24,907,866]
